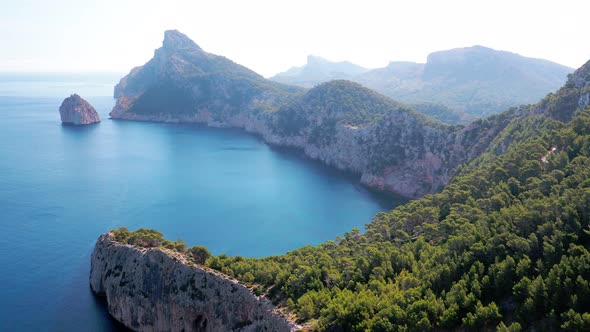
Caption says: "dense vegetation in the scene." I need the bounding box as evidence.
[272,80,447,145]
[129,73,297,117]
[410,103,475,125]
[116,107,590,330]
[111,227,211,264]
[212,106,590,331]
[273,80,407,136]
[112,31,590,330]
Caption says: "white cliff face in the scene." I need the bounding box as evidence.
[90,233,297,332]
[59,94,100,125]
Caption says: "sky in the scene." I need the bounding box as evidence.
[1,0,589,77]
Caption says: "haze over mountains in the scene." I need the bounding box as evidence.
[272,55,369,88]
[271,46,573,118]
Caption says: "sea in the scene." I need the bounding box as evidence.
[0,73,401,331]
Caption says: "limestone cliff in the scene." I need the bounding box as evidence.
[109,30,518,198]
[261,81,516,197]
[59,94,100,125]
[90,233,297,332]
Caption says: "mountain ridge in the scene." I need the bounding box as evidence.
[271,55,368,88]
[272,45,573,118]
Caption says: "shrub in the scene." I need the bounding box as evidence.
[189,245,211,265]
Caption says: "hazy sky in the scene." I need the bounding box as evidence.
[1,0,588,77]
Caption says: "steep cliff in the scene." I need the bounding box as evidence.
[263,81,515,198]
[59,94,100,125]
[90,233,297,332]
[109,30,519,198]
[110,30,301,122]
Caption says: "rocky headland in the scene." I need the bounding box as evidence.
[59,94,100,125]
[90,232,297,332]
[109,30,522,198]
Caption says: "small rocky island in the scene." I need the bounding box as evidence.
[59,94,100,125]
[90,232,297,331]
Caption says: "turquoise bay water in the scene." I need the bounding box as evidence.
[0,74,400,331]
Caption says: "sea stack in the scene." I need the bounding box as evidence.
[59,94,100,125]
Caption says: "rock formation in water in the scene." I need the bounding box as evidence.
[109,30,522,198]
[59,94,100,125]
[90,233,297,332]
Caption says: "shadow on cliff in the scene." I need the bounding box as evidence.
[91,293,132,331]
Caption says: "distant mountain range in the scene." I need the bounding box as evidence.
[272,55,369,88]
[270,46,573,119]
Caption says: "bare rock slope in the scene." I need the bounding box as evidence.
[90,233,296,332]
[59,94,100,125]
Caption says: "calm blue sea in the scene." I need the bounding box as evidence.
[0,74,400,331]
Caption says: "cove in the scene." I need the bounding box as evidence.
[0,75,403,331]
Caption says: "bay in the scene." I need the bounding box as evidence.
[0,74,400,331]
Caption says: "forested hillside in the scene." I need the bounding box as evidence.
[211,107,590,331]
[113,60,590,330]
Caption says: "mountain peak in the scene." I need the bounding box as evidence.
[466,45,494,51]
[162,30,202,52]
[306,55,329,66]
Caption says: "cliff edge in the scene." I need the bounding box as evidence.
[90,233,297,332]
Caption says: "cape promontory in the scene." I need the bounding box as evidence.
[90,232,297,332]
[110,30,519,198]
[59,94,100,125]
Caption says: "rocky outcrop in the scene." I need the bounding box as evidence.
[59,94,100,125]
[90,233,297,332]
[531,59,590,123]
